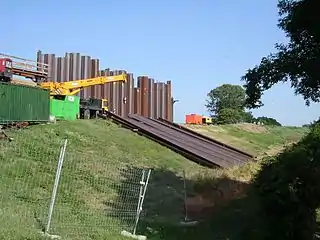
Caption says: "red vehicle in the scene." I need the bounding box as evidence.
[0,58,13,82]
[0,53,50,83]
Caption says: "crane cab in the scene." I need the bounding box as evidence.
[0,58,13,82]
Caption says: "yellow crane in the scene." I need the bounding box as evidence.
[40,73,127,96]
[39,73,127,120]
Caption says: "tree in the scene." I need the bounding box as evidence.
[206,84,246,116]
[206,84,254,124]
[215,108,244,124]
[241,0,320,239]
[240,111,255,123]
[255,116,282,126]
[242,0,320,109]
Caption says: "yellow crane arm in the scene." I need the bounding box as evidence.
[40,73,127,96]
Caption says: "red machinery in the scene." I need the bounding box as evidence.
[0,53,49,82]
[0,58,12,82]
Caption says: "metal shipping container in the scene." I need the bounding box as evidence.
[0,83,50,122]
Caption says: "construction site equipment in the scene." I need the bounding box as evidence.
[0,53,49,82]
[80,98,108,119]
[40,74,127,96]
[185,114,203,124]
[39,74,127,120]
[50,96,81,121]
[202,116,213,124]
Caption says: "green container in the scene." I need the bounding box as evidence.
[50,95,80,120]
[0,82,50,122]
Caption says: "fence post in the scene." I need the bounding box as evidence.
[183,170,189,221]
[180,169,198,226]
[132,170,145,235]
[44,138,68,236]
[132,169,151,235]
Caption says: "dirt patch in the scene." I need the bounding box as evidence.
[234,123,267,133]
[185,177,249,220]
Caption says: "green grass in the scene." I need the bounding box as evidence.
[0,120,209,239]
[185,123,308,156]
[0,120,309,239]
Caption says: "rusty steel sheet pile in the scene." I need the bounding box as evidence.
[37,50,173,121]
[101,112,253,168]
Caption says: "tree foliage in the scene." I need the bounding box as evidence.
[206,84,246,115]
[255,116,282,126]
[206,84,254,124]
[215,108,243,124]
[254,122,320,239]
[242,0,320,239]
[242,0,320,109]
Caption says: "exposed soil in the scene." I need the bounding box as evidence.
[234,123,267,133]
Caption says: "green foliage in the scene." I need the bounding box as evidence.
[206,84,246,115]
[206,84,254,124]
[254,116,282,126]
[215,108,254,124]
[253,122,320,239]
[307,118,320,129]
[215,108,244,124]
[242,0,320,109]
[241,111,255,123]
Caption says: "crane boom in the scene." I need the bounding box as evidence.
[40,73,127,96]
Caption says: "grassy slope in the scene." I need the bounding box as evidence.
[179,123,309,239]
[0,120,308,239]
[185,123,308,156]
[0,120,210,239]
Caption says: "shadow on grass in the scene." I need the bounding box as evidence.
[106,165,262,240]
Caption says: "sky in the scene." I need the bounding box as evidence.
[2,0,319,126]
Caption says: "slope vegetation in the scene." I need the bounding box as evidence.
[185,123,308,156]
[0,120,308,239]
[0,120,208,239]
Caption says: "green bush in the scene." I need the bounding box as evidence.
[253,122,320,239]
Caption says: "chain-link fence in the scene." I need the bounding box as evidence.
[0,126,62,239]
[0,129,152,239]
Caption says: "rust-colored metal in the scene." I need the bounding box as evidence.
[44,53,56,82]
[108,71,115,113]
[36,50,174,119]
[164,83,168,121]
[148,78,154,118]
[100,68,110,98]
[36,50,44,73]
[56,57,64,83]
[114,70,121,115]
[125,73,134,116]
[153,82,159,119]
[159,83,166,119]
[165,81,172,121]
[138,76,149,117]
[64,53,71,82]
[114,81,120,115]
[117,70,127,118]
[80,55,91,99]
[102,112,253,168]
[91,59,100,99]
[134,88,141,115]
[171,97,175,122]
[69,53,81,97]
